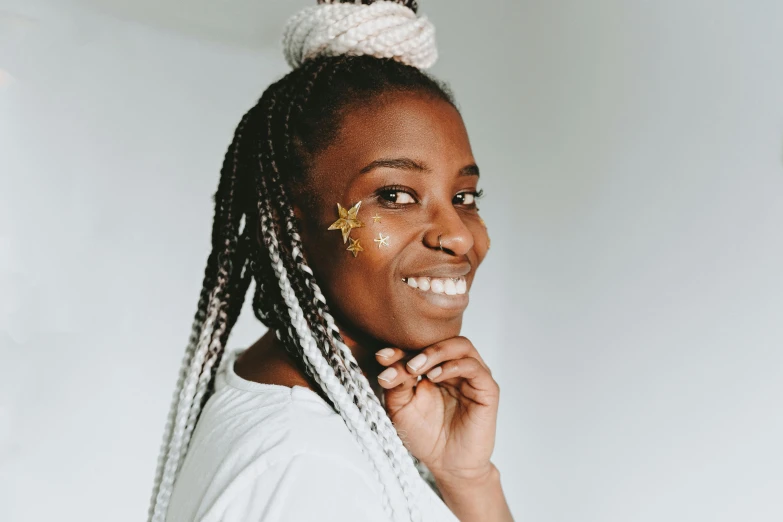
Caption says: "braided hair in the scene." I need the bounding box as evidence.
[147,2,457,521]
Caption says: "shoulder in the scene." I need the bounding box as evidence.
[165,379,386,522]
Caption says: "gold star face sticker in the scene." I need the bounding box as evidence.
[373,232,390,248]
[371,213,382,223]
[346,237,364,257]
[328,201,365,243]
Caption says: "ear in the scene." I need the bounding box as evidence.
[292,202,305,222]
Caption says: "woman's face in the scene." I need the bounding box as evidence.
[293,91,489,351]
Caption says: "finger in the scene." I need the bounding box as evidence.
[376,361,418,390]
[404,336,490,377]
[374,347,407,366]
[380,363,420,414]
[426,357,499,403]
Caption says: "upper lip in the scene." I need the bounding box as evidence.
[404,264,472,279]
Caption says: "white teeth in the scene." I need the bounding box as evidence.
[404,276,468,296]
[403,277,468,295]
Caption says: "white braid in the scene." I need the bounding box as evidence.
[289,237,425,519]
[258,202,405,521]
[150,283,225,522]
[148,3,440,518]
[181,300,229,456]
[146,309,202,521]
[283,1,437,70]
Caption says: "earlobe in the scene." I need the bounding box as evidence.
[292,203,304,222]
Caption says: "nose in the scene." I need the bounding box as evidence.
[424,204,474,257]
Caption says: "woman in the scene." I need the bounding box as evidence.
[147,1,513,521]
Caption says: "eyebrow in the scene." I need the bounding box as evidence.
[359,157,480,178]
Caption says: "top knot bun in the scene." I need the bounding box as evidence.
[282,0,437,70]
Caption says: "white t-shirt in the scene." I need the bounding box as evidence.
[165,349,460,522]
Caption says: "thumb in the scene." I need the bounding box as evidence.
[382,373,419,416]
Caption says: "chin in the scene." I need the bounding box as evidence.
[390,317,464,351]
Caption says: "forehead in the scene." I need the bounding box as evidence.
[308,91,474,192]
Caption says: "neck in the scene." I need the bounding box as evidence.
[264,323,387,399]
[335,324,387,398]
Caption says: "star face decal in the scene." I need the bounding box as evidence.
[328,201,365,243]
[373,232,390,248]
[346,237,364,257]
[371,213,382,223]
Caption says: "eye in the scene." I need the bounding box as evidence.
[376,185,418,207]
[385,191,416,204]
[454,188,484,208]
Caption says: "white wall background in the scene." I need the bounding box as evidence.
[2,1,782,521]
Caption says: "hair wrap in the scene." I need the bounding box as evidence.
[283,1,437,70]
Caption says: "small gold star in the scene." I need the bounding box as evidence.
[479,217,486,227]
[371,213,382,223]
[346,237,364,257]
[328,201,365,243]
[373,233,390,248]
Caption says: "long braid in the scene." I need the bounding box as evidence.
[148,51,457,522]
[251,79,332,402]
[202,229,254,403]
[146,250,217,521]
[180,108,255,446]
[252,81,400,519]
[248,56,449,519]
[148,96,254,517]
[148,108,253,522]
[247,62,410,518]
[272,60,368,410]
[272,56,426,515]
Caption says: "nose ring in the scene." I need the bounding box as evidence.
[438,234,444,251]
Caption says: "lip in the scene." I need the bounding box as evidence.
[401,277,470,312]
[403,263,472,279]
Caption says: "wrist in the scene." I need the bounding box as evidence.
[433,462,499,492]
[432,464,513,522]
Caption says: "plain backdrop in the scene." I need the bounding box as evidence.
[2,1,782,521]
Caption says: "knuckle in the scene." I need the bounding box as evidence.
[456,335,474,349]
[430,343,446,357]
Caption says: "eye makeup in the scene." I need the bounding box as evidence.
[372,184,485,209]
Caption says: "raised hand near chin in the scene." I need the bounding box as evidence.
[374,335,500,484]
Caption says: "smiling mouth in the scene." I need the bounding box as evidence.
[401,276,468,296]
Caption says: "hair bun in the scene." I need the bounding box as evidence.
[283,0,437,70]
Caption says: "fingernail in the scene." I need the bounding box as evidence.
[378,367,398,383]
[426,366,442,379]
[376,348,395,359]
[407,353,428,372]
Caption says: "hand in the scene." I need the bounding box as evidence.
[374,336,500,483]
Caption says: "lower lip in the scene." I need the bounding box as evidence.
[403,281,469,312]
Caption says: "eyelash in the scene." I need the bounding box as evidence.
[374,185,485,210]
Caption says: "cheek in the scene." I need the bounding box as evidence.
[472,217,491,264]
[299,216,401,321]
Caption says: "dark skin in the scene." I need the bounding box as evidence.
[235,91,513,521]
